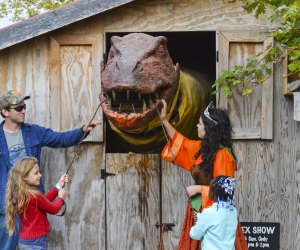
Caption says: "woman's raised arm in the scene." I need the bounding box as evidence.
[159,99,176,139]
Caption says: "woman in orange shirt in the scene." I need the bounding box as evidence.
[160,100,247,250]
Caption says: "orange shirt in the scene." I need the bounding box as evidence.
[161,130,236,209]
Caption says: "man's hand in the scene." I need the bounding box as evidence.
[82,120,102,133]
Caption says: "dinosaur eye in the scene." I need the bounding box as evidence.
[108,48,116,61]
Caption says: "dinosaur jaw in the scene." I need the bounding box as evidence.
[100,65,180,130]
[100,97,163,130]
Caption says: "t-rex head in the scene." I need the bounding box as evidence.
[100,33,180,130]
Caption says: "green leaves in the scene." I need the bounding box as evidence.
[213,52,273,98]
[0,0,75,22]
[216,0,300,98]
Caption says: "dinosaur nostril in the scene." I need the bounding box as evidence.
[132,61,142,73]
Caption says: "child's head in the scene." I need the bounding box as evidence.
[209,175,236,209]
[5,157,39,235]
[10,157,40,186]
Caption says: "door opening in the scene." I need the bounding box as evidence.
[103,31,216,153]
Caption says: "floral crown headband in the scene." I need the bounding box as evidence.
[216,176,236,210]
[203,101,218,125]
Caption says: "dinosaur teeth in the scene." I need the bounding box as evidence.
[127,90,130,100]
[107,96,111,109]
[149,96,154,107]
[106,89,160,114]
[142,99,147,112]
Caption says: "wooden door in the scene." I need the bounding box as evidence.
[216,31,274,139]
[106,154,161,249]
[46,33,106,249]
[160,160,193,249]
[50,33,103,142]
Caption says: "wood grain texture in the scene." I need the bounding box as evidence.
[49,34,103,142]
[217,31,273,139]
[43,144,106,250]
[0,36,50,125]
[235,64,300,250]
[161,161,193,249]
[0,0,299,249]
[104,0,270,32]
[106,153,160,250]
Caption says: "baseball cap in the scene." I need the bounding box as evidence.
[0,90,30,110]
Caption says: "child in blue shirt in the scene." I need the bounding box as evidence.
[190,175,238,250]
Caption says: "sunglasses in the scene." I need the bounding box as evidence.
[10,104,26,112]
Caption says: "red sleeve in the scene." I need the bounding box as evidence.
[36,191,64,215]
[161,130,201,171]
[44,187,58,202]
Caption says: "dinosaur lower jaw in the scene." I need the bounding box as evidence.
[100,94,164,130]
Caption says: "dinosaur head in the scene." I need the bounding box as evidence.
[100,33,180,130]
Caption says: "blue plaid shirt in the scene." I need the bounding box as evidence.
[0,121,85,214]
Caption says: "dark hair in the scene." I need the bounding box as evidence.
[195,107,236,174]
[1,107,10,118]
[209,175,235,202]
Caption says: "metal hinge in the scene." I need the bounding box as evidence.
[155,222,175,231]
[103,53,106,64]
[100,169,116,180]
[216,51,219,62]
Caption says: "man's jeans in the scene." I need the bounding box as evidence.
[0,214,19,250]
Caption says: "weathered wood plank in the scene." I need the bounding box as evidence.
[217,31,273,140]
[235,63,300,250]
[0,50,8,93]
[43,144,106,250]
[0,36,50,125]
[106,153,160,250]
[273,67,299,250]
[104,0,270,32]
[161,161,193,249]
[49,34,103,142]
[0,1,299,250]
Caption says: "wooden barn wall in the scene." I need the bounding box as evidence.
[44,16,106,250]
[0,0,298,249]
[103,0,270,32]
[0,16,107,250]
[101,1,299,249]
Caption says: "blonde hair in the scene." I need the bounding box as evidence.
[5,157,40,235]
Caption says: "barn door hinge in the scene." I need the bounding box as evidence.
[100,169,116,180]
[216,51,219,62]
[155,222,175,231]
[103,53,106,64]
